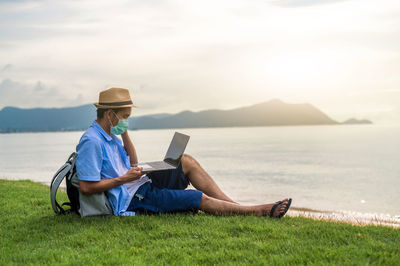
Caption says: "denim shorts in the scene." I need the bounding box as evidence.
[127,163,203,213]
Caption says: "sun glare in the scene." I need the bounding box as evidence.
[263,51,336,89]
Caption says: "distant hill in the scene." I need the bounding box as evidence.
[0,99,359,133]
[130,99,338,129]
[0,105,168,132]
[0,105,95,132]
[341,118,372,125]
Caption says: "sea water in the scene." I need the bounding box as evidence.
[1,124,399,216]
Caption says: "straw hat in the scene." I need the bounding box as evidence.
[94,87,137,109]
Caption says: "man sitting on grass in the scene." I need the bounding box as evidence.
[76,87,292,217]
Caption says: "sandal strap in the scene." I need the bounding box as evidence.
[269,201,282,218]
[278,198,292,218]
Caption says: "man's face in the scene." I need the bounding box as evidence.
[108,107,132,126]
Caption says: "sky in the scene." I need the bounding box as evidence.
[0,0,399,124]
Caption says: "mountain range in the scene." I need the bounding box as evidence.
[0,99,371,133]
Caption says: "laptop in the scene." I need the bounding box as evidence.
[131,132,190,173]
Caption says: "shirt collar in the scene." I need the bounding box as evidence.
[92,120,113,142]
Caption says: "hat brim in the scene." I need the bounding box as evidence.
[94,103,137,108]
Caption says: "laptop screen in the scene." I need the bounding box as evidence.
[163,132,190,166]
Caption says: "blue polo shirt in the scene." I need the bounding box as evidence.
[75,120,150,216]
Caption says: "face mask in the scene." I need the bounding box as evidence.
[108,111,129,135]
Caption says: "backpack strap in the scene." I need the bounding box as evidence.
[50,152,77,215]
[66,152,77,182]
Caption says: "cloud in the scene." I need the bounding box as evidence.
[272,0,349,8]
[0,64,12,73]
[0,78,85,109]
[347,89,400,97]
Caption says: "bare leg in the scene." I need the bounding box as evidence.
[200,194,290,217]
[181,154,237,203]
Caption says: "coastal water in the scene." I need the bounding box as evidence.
[0,125,399,216]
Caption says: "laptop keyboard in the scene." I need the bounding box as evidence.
[147,161,174,169]
[133,161,175,170]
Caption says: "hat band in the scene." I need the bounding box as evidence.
[98,100,133,106]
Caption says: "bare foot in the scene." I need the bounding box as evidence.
[257,198,290,218]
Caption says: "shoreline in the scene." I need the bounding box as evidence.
[5,178,399,228]
[288,207,400,229]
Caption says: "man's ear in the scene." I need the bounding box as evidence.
[106,109,114,122]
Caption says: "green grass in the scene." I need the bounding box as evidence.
[0,179,399,265]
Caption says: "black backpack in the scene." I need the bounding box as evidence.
[50,152,80,215]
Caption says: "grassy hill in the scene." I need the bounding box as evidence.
[0,179,398,264]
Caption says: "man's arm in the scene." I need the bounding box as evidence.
[121,131,138,165]
[79,167,143,195]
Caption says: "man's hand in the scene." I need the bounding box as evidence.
[121,167,144,183]
[79,166,144,195]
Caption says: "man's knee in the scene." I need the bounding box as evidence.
[182,153,194,161]
[181,153,197,175]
